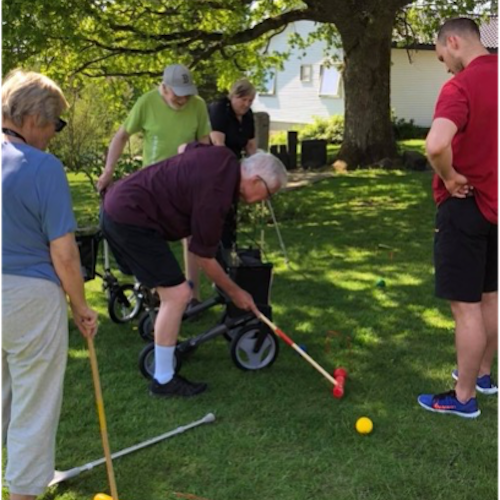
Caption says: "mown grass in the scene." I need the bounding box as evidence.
[4,161,497,500]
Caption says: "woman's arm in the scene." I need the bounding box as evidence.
[50,233,98,337]
[210,130,226,146]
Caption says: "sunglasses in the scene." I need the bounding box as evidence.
[55,118,67,133]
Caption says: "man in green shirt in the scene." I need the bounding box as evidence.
[98,64,211,188]
[97,64,211,304]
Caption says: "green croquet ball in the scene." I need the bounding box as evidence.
[376,279,386,288]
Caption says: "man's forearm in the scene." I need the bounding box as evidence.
[104,129,129,174]
[198,135,211,145]
[195,255,239,298]
[428,145,455,181]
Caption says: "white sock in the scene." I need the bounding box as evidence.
[154,344,175,384]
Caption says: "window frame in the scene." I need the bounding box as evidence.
[319,63,343,98]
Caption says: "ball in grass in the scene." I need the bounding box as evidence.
[355,417,373,435]
[94,494,115,500]
[376,278,386,288]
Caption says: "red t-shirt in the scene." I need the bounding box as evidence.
[432,54,498,224]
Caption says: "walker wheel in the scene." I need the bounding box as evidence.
[230,324,279,371]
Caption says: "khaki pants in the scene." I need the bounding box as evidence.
[2,275,68,496]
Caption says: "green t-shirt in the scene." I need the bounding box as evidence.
[123,89,211,166]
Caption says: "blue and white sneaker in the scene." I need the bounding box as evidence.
[451,369,498,395]
[417,390,481,418]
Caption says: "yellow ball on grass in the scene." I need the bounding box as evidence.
[355,416,373,435]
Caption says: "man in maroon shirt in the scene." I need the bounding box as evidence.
[418,18,498,418]
[102,144,287,397]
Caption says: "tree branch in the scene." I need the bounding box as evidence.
[70,7,317,72]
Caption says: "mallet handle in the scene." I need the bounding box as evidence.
[257,314,338,386]
[88,337,119,500]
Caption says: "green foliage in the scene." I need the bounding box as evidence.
[48,80,147,186]
[392,117,429,141]
[49,83,115,185]
[299,115,345,144]
[396,2,493,48]
[270,115,428,146]
[2,0,299,96]
[269,131,290,146]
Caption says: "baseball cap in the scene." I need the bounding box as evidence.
[162,64,198,96]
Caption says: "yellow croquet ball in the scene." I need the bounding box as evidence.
[355,416,373,435]
[94,494,117,500]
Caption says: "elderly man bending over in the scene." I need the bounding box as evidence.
[101,143,287,397]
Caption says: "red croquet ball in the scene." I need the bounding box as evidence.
[334,367,348,379]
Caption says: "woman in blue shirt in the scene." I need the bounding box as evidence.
[2,69,98,500]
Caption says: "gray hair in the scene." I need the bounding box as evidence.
[2,69,69,128]
[228,79,256,99]
[241,151,288,191]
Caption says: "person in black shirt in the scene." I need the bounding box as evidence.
[209,79,257,249]
[209,79,257,159]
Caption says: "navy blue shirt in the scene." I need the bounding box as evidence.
[209,97,255,159]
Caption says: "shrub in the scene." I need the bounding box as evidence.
[269,131,289,146]
[392,115,429,140]
[49,82,143,187]
[299,115,344,144]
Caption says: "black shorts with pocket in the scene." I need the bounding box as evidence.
[101,210,185,289]
[434,197,498,303]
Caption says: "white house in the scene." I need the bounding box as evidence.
[252,19,497,130]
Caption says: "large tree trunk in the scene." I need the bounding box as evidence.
[330,8,399,168]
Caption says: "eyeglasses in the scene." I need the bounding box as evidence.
[55,118,67,133]
[257,175,273,200]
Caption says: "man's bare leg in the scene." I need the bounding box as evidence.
[451,301,486,402]
[479,291,498,376]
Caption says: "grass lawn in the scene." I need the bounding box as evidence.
[4,165,496,500]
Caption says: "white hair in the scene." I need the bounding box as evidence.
[2,69,69,128]
[241,151,288,191]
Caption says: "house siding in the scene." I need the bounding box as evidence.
[253,21,345,128]
[252,21,452,129]
[390,49,451,127]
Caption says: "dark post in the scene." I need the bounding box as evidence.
[287,131,298,170]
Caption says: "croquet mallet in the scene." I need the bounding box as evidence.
[257,313,347,398]
[87,336,119,500]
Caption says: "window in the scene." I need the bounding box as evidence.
[300,64,312,82]
[260,70,276,96]
[319,64,342,97]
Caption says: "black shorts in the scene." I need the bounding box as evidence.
[101,211,185,289]
[434,197,498,303]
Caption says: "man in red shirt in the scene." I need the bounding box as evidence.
[418,18,498,418]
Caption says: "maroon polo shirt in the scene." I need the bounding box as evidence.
[432,54,498,224]
[103,144,241,258]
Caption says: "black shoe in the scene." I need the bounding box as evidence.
[150,375,207,398]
